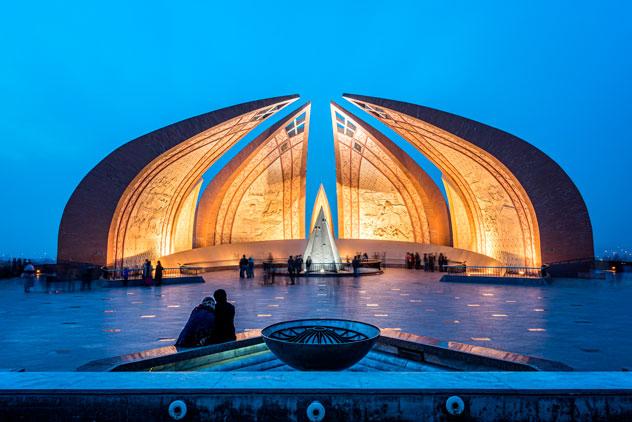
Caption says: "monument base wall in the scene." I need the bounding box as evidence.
[159,239,501,268]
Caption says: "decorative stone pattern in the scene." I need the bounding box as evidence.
[57,95,299,267]
[443,177,475,252]
[331,102,451,245]
[172,179,203,254]
[195,104,310,247]
[344,94,594,266]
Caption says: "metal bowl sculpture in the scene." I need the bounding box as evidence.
[261,319,381,371]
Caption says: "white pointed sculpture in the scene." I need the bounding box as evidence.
[303,203,342,273]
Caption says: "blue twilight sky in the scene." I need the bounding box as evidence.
[1,0,631,259]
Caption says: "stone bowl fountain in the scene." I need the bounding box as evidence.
[261,319,381,371]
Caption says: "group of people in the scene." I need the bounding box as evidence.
[139,259,164,286]
[286,255,308,283]
[3,257,32,279]
[238,255,255,279]
[176,289,236,347]
[405,252,449,272]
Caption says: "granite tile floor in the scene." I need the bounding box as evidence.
[1,269,631,371]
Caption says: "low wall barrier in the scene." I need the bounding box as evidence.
[446,264,543,278]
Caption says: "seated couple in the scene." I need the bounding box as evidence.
[175,289,236,347]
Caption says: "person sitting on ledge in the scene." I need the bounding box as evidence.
[212,289,236,343]
[175,296,216,347]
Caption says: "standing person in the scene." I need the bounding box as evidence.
[144,260,153,286]
[21,260,35,293]
[305,256,312,274]
[239,255,248,279]
[122,267,129,286]
[154,260,164,286]
[296,255,303,274]
[352,255,360,277]
[247,256,255,279]
[175,296,216,347]
[287,256,295,284]
[263,253,273,284]
[423,254,429,272]
[212,289,236,343]
[429,254,435,272]
[262,259,270,284]
[414,252,421,270]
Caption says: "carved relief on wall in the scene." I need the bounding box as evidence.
[195,104,310,247]
[331,103,450,244]
[345,98,540,267]
[107,99,296,267]
[172,179,203,254]
[443,177,475,252]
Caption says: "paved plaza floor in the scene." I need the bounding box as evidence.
[1,269,631,371]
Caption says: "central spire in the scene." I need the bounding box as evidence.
[303,186,341,272]
[309,184,334,238]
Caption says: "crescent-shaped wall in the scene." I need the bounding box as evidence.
[57,95,298,267]
[344,94,593,266]
[331,102,451,245]
[194,103,310,247]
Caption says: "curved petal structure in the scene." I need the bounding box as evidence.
[195,103,310,247]
[331,102,451,245]
[344,94,593,266]
[58,95,299,267]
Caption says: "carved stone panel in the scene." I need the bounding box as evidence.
[331,102,450,245]
[195,104,310,247]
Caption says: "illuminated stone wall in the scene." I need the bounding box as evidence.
[344,94,594,266]
[195,104,310,247]
[172,179,203,254]
[331,102,451,245]
[58,95,298,267]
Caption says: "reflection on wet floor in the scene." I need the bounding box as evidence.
[1,269,632,371]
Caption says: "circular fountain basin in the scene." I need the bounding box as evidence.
[261,319,381,371]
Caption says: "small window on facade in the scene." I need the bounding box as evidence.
[286,116,306,137]
[353,142,363,153]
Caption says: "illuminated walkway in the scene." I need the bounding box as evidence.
[1,269,631,371]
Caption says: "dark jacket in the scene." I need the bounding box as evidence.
[175,304,216,347]
[155,264,164,280]
[213,301,236,343]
